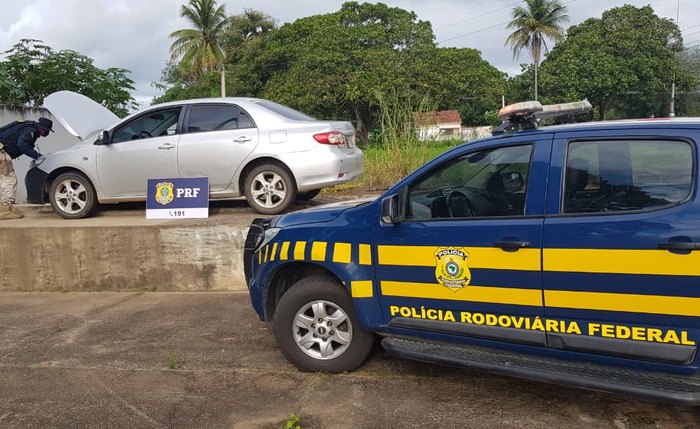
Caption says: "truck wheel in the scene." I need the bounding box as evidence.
[244,164,296,214]
[274,275,375,372]
[49,172,97,219]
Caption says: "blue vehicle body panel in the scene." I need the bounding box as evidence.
[246,120,700,378]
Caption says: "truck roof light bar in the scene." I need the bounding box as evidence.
[493,100,592,135]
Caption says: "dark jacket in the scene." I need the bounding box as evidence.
[0,122,43,160]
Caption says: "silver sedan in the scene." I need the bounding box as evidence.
[26,92,364,218]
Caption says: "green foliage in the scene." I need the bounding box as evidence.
[165,350,179,369]
[0,39,135,116]
[284,413,302,429]
[169,0,228,80]
[505,0,569,100]
[158,7,276,102]
[220,9,278,97]
[260,1,436,143]
[539,5,696,119]
[414,47,507,125]
[330,91,460,192]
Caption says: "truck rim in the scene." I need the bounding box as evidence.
[292,299,353,360]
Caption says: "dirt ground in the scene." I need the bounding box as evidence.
[1,292,699,429]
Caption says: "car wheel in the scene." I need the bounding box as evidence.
[49,172,97,219]
[274,275,375,373]
[296,189,321,201]
[244,164,296,214]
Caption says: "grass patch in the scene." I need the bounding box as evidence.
[326,89,464,194]
[326,139,462,194]
[284,413,302,429]
[165,350,179,370]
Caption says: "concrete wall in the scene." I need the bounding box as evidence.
[0,106,80,202]
[0,222,249,292]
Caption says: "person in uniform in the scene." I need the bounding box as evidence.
[0,117,53,219]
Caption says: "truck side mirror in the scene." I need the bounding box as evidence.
[381,193,403,224]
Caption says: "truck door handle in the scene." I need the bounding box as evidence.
[234,136,252,143]
[658,242,699,251]
[158,143,176,150]
[494,241,530,250]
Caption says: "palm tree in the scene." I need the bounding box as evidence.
[169,0,228,96]
[506,0,569,101]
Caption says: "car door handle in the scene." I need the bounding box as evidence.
[158,143,176,150]
[658,242,699,251]
[494,241,530,250]
[234,136,252,143]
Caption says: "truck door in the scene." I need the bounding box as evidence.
[542,131,700,366]
[374,137,551,347]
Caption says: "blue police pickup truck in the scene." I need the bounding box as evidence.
[244,100,700,405]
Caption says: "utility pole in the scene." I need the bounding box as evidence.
[219,64,226,98]
[670,0,680,117]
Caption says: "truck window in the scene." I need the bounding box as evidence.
[563,140,693,213]
[407,144,533,220]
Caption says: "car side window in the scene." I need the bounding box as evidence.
[563,140,693,213]
[406,144,533,220]
[187,105,255,133]
[112,108,181,143]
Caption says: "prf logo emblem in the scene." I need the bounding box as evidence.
[155,182,175,205]
[434,247,471,291]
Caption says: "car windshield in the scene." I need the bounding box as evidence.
[253,100,316,121]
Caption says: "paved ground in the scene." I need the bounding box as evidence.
[1,292,699,429]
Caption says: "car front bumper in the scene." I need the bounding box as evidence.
[25,167,49,204]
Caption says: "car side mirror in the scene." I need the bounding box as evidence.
[381,192,405,224]
[95,130,110,145]
[501,172,525,193]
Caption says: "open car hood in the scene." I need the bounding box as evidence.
[43,91,120,140]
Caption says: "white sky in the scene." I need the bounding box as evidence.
[0,0,696,106]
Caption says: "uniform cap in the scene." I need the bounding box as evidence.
[38,117,54,133]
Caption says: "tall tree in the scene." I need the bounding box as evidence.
[539,5,695,119]
[220,9,277,96]
[169,0,227,95]
[0,39,135,116]
[261,1,436,143]
[505,0,568,101]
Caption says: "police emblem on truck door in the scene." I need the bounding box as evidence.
[434,247,471,291]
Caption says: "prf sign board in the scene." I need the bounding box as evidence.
[146,177,209,219]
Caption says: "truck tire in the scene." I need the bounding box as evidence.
[274,275,375,372]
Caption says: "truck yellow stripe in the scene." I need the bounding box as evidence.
[333,242,352,264]
[279,242,290,261]
[544,249,700,277]
[269,242,278,262]
[381,281,543,307]
[351,280,374,298]
[293,241,306,260]
[378,245,540,271]
[545,290,700,317]
[311,241,327,262]
[359,244,372,265]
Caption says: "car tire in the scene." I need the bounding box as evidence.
[244,164,296,214]
[49,172,97,219]
[296,189,321,201]
[274,275,375,373]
